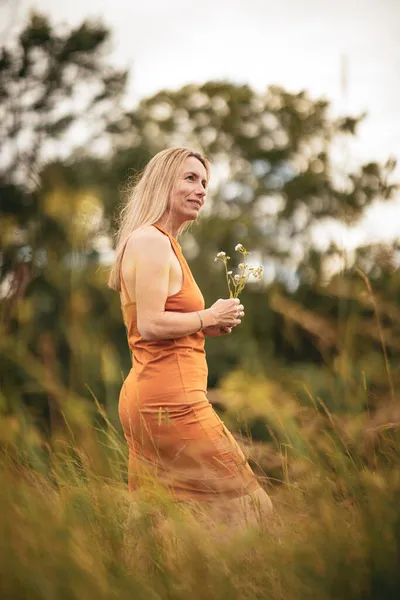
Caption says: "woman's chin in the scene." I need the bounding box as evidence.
[172,207,200,225]
[183,210,199,222]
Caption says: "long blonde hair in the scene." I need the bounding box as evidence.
[108,147,210,291]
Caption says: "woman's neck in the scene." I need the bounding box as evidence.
[154,215,181,239]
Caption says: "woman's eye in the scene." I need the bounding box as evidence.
[186,175,194,181]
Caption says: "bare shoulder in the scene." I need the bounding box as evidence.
[124,225,171,261]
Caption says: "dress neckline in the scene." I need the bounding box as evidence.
[152,223,181,249]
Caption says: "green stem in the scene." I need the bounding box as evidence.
[224,260,232,298]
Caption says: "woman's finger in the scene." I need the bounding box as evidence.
[220,326,232,334]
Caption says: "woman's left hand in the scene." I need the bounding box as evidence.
[202,325,232,337]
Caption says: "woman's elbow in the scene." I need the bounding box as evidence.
[138,325,155,341]
[137,319,160,341]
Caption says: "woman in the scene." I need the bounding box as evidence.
[108,147,272,525]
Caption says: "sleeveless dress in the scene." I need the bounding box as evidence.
[118,224,260,502]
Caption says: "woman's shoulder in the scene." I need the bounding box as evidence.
[125,225,171,258]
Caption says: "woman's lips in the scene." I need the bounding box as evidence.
[188,199,201,208]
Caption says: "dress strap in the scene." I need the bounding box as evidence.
[119,242,132,303]
[152,223,182,250]
[151,223,189,286]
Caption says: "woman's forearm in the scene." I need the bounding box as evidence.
[138,308,216,341]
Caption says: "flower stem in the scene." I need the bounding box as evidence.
[224,260,232,298]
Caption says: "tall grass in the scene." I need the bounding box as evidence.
[1,386,400,600]
[1,260,399,598]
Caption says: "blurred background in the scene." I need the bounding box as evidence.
[1,0,399,462]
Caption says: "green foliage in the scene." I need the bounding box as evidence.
[0,12,127,183]
[106,81,397,279]
[0,12,398,431]
[0,10,128,291]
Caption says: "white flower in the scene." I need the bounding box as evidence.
[234,274,241,281]
[216,251,226,258]
[248,267,254,271]
[227,271,232,275]
[235,243,244,252]
[252,265,263,280]
[238,263,245,269]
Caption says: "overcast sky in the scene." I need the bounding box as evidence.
[2,0,400,247]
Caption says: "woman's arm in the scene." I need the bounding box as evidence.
[122,228,242,341]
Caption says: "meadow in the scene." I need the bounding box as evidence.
[1,364,399,600]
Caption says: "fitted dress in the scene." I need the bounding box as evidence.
[118,224,261,502]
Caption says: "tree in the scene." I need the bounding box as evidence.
[0,13,129,433]
[107,82,399,395]
[107,82,397,285]
[0,11,127,184]
[0,11,128,292]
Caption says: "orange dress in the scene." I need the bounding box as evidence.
[118,224,260,502]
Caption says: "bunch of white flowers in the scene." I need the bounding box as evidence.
[214,243,264,298]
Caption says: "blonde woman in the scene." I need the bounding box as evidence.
[109,148,272,526]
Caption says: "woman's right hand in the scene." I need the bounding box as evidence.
[207,298,244,328]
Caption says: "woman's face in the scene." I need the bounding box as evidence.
[168,156,208,224]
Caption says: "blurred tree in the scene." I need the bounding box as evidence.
[1,14,398,433]
[106,82,397,285]
[99,83,398,391]
[0,13,129,433]
[0,11,127,184]
[0,11,128,292]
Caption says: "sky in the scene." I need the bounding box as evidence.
[2,0,400,249]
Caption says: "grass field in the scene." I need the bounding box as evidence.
[1,389,399,600]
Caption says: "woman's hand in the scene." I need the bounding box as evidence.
[206,298,244,328]
[202,325,232,337]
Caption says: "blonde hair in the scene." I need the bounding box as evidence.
[108,147,210,291]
